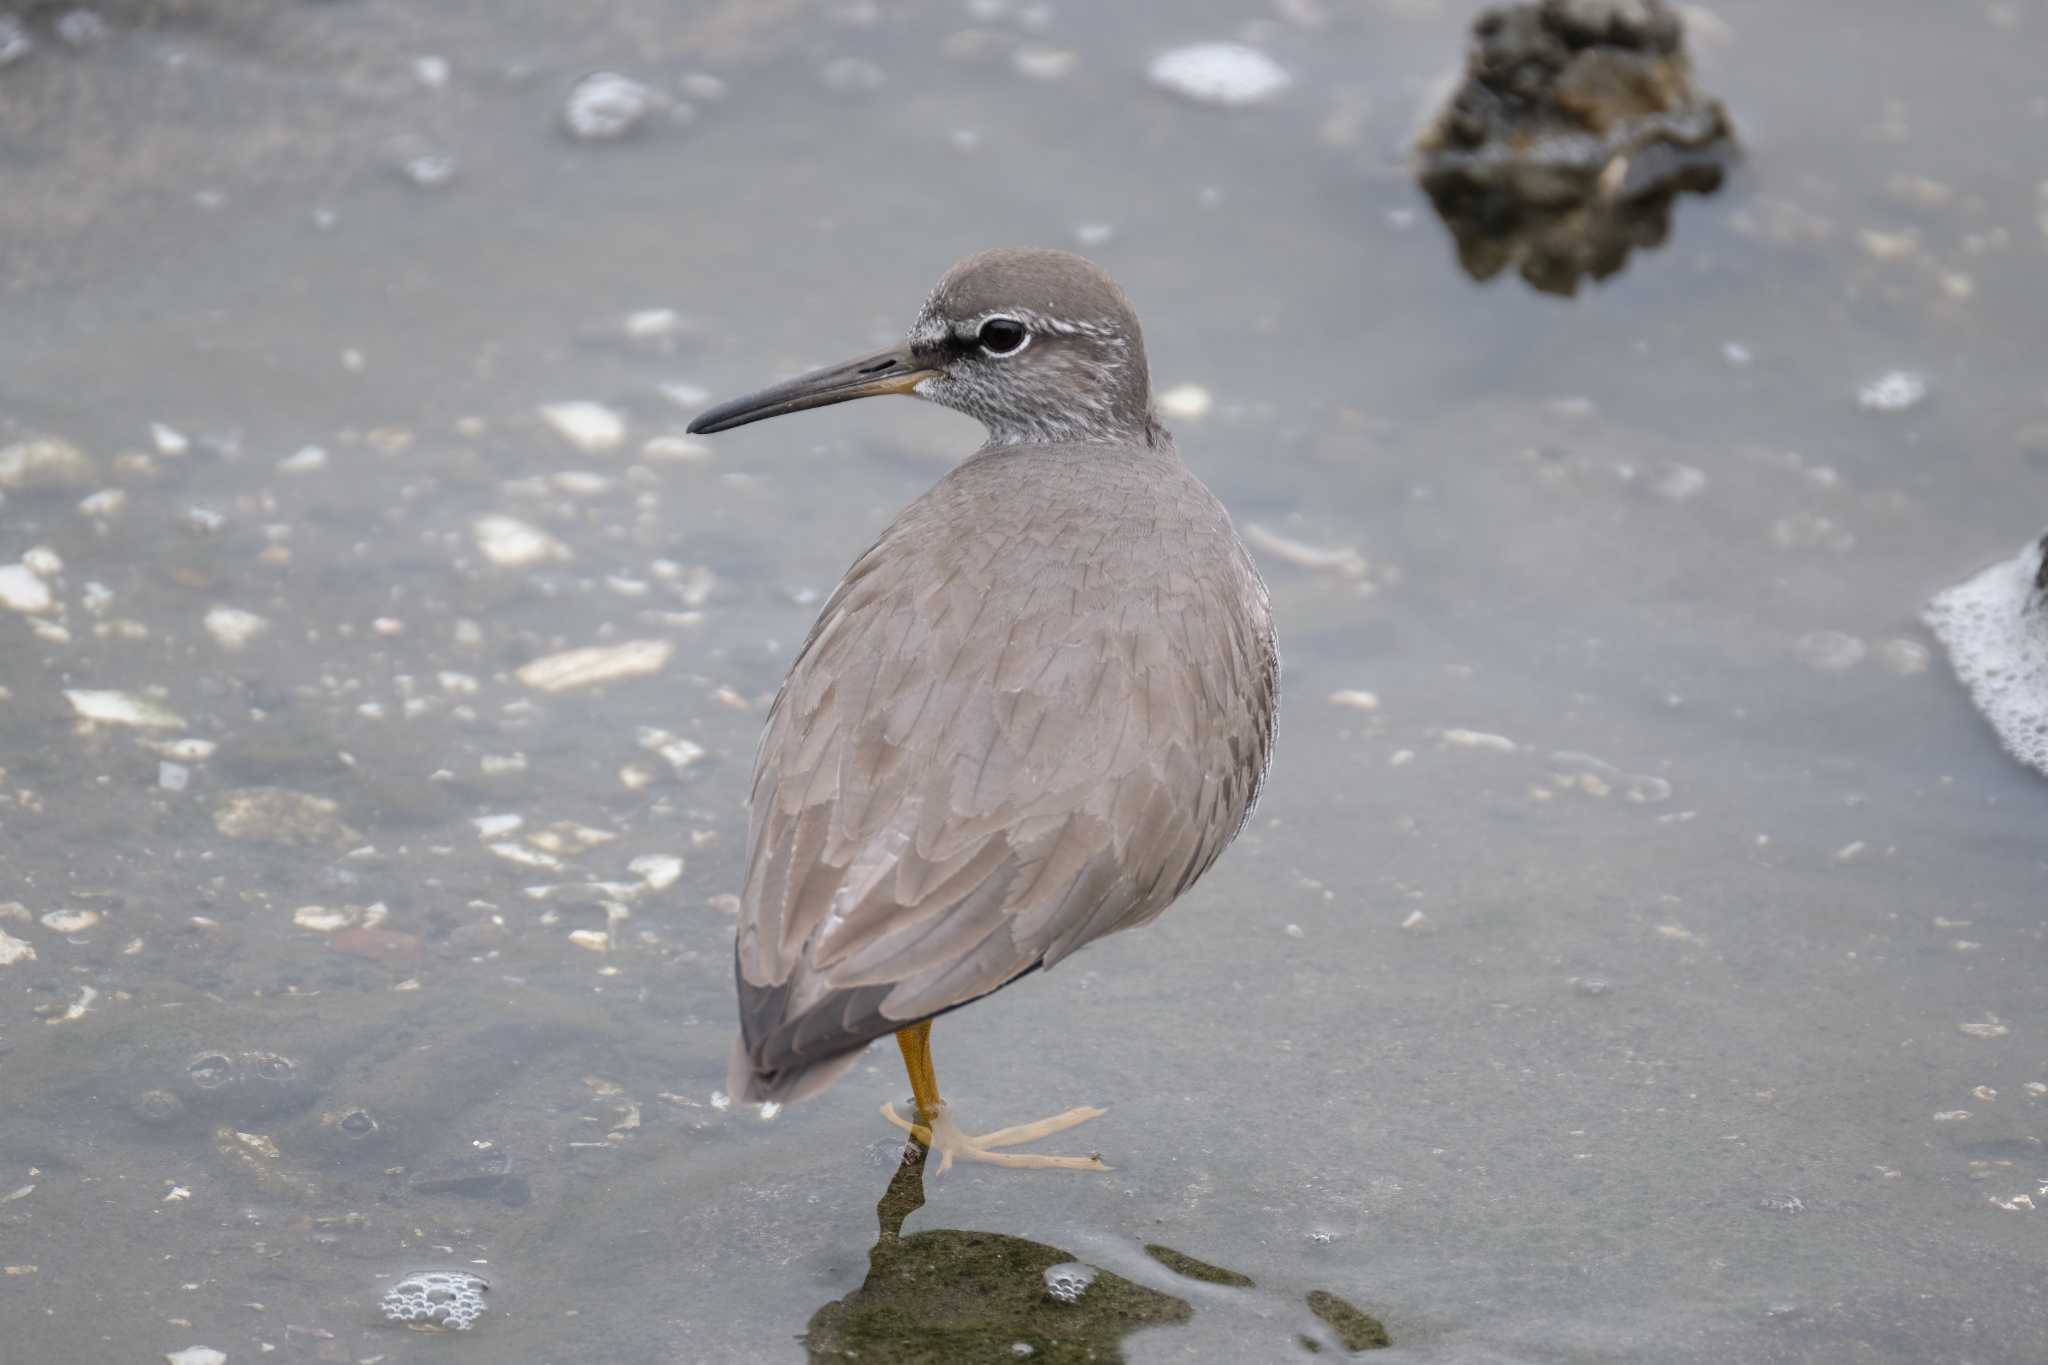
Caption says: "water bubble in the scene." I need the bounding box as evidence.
[380,1270,489,1331]
[246,1051,297,1083]
[1043,1262,1097,1304]
[186,1052,235,1090]
[1925,535,2048,775]
[563,72,659,141]
[336,1108,379,1138]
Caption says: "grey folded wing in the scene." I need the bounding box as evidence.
[731,488,1273,1095]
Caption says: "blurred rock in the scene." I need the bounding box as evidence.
[1415,0,1735,295]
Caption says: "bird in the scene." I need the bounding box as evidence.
[687,248,1278,1172]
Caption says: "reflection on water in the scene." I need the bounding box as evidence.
[804,1148,1191,1363]
[805,1145,1388,1361]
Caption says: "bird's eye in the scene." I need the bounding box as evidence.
[976,317,1029,356]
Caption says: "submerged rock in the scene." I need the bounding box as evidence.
[805,1153,1191,1362]
[1415,0,1735,294]
[1925,532,2048,777]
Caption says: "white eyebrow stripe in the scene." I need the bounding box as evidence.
[936,307,1123,342]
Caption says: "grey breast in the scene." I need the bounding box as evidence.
[731,440,1277,1101]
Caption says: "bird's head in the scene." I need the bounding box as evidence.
[688,248,1157,448]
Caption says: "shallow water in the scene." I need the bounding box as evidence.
[3,1,2046,1361]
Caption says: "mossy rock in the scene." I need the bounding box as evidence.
[805,1157,1190,1363]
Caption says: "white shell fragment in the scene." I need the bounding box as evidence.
[40,909,100,933]
[1925,535,2048,775]
[539,401,627,454]
[637,727,705,771]
[1857,370,1929,413]
[564,72,660,141]
[1442,728,1518,753]
[203,606,270,652]
[292,906,357,933]
[65,690,186,729]
[0,931,36,966]
[165,1349,228,1365]
[1147,43,1292,108]
[0,563,54,614]
[516,639,673,692]
[1242,524,1370,577]
[473,515,571,568]
[630,854,685,890]
[0,435,98,491]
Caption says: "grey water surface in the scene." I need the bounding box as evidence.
[3,2,2046,1362]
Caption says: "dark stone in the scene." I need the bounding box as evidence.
[1416,0,1735,295]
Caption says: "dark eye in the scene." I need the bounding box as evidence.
[977,317,1029,355]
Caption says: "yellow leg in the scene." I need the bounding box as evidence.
[883,1019,1109,1173]
[895,1020,941,1126]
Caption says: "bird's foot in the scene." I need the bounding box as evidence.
[881,1100,1109,1173]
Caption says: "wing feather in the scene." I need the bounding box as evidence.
[731,445,1276,1100]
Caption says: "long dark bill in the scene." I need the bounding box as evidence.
[686,349,938,435]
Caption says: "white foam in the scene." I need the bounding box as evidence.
[1924,533,2048,774]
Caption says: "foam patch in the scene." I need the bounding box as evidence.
[1924,533,2048,775]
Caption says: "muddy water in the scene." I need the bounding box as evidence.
[2,1,2045,1361]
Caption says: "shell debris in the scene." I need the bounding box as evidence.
[474,514,571,568]
[65,690,186,729]
[515,639,673,692]
[539,401,627,454]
